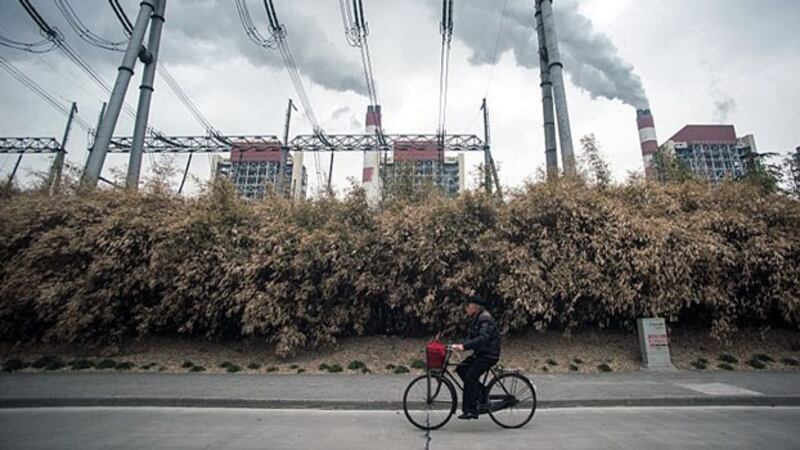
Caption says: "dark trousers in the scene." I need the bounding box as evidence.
[456,355,497,413]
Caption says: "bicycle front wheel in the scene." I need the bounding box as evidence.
[486,372,537,429]
[402,373,457,431]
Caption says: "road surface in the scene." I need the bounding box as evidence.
[1,406,799,449]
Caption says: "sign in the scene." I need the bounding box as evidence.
[637,318,675,370]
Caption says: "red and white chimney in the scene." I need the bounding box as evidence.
[637,109,658,178]
[362,105,382,204]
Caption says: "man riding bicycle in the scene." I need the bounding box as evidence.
[451,295,501,420]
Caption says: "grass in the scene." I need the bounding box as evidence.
[95,359,117,370]
[747,358,767,370]
[393,365,409,374]
[718,353,738,364]
[781,357,799,366]
[189,365,206,372]
[181,361,195,369]
[2,359,27,372]
[69,359,94,370]
[410,359,425,370]
[347,360,367,371]
[115,362,134,370]
[718,363,735,371]
[597,363,613,372]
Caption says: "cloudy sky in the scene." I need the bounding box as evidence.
[1,0,798,195]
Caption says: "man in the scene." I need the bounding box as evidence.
[452,295,501,420]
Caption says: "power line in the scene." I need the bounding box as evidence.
[55,0,127,52]
[0,55,92,131]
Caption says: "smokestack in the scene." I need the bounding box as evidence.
[362,105,382,205]
[636,109,658,178]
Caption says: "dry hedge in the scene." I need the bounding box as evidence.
[1,178,798,356]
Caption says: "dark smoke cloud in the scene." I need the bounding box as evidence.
[442,0,650,108]
[0,0,366,96]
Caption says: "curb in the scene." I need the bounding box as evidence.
[2,396,799,410]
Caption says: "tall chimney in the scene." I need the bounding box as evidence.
[362,105,382,205]
[636,109,658,178]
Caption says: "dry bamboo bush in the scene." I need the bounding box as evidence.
[1,175,798,356]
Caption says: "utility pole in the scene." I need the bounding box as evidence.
[84,102,107,174]
[177,153,192,194]
[47,102,78,194]
[6,153,24,189]
[481,98,492,194]
[278,99,296,197]
[535,2,558,178]
[82,0,162,188]
[538,0,575,176]
[127,0,167,190]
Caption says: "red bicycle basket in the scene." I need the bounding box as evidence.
[426,341,446,369]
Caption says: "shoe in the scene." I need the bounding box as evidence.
[457,412,479,420]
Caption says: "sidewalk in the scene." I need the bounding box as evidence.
[1,370,798,409]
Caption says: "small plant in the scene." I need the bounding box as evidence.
[410,359,425,370]
[546,359,558,366]
[115,362,134,370]
[318,363,330,371]
[190,365,206,372]
[781,357,799,366]
[718,363,735,371]
[297,368,306,374]
[289,364,299,369]
[32,356,64,370]
[752,354,774,363]
[597,363,613,372]
[569,363,580,372]
[393,365,409,374]
[747,358,766,370]
[327,364,343,373]
[247,362,262,370]
[95,359,117,370]
[266,366,279,372]
[69,359,94,370]
[2,359,27,372]
[572,358,584,365]
[691,360,707,370]
[385,364,395,370]
[181,361,195,369]
[348,360,367,371]
[225,364,241,373]
[718,353,738,364]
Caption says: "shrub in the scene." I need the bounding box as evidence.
[718,363,735,371]
[393,365,409,374]
[347,360,366,371]
[190,365,205,372]
[546,359,558,366]
[247,362,261,370]
[181,361,195,369]
[327,364,343,373]
[385,364,395,370]
[752,354,774,363]
[2,359,27,372]
[597,363,613,372]
[266,366,278,372]
[289,364,299,369]
[32,356,65,370]
[691,360,707,370]
[719,353,738,364]
[95,359,116,369]
[747,359,767,369]
[115,362,134,370]
[781,357,799,366]
[572,358,584,364]
[569,363,580,371]
[69,359,94,370]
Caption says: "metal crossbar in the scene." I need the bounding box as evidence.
[0,137,62,153]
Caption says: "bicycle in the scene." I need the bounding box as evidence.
[402,344,537,430]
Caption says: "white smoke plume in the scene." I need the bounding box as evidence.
[441,0,650,109]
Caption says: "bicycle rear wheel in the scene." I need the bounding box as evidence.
[403,373,457,431]
[486,372,537,429]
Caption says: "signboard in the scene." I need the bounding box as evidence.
[637,318,675,370]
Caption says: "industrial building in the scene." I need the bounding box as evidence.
[212,143,307,200]
[660,125,757,182]
[360,105,465,203]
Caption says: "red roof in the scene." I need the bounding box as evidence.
[668,125,738,145]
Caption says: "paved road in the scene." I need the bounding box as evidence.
[1,406,799,449]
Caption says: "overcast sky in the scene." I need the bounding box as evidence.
[1,0,798,195]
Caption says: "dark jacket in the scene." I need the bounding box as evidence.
[463,309,501,359]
